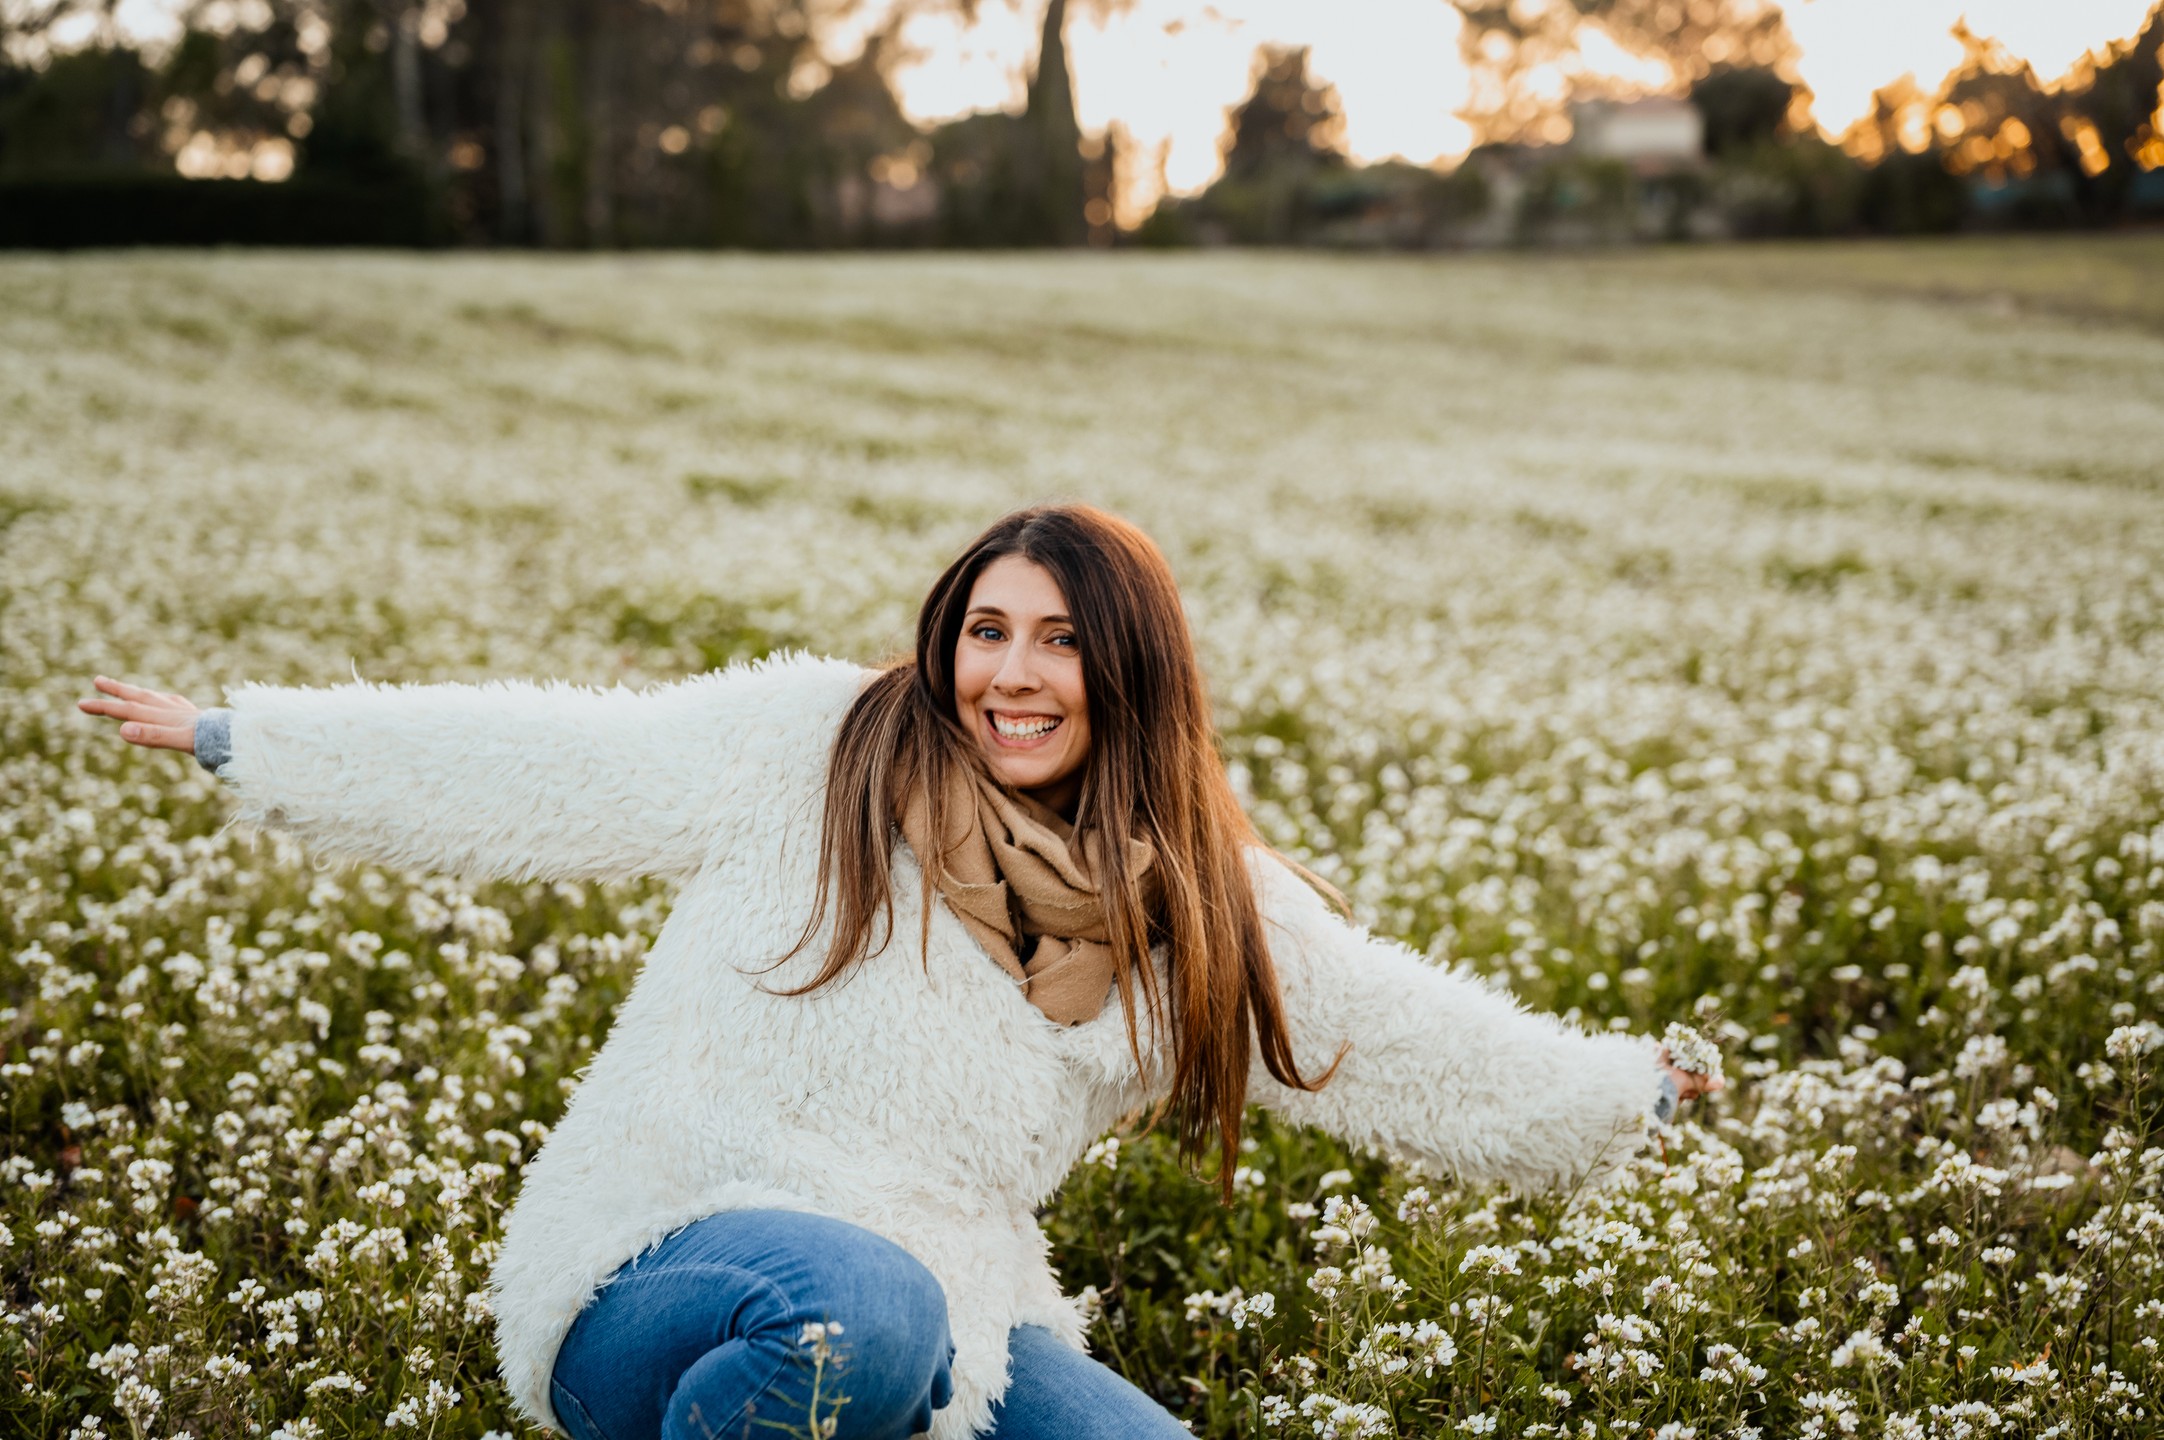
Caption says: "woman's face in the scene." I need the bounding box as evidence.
[953,554,1092,815]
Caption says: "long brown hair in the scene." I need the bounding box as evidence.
[778,504,1340,1198]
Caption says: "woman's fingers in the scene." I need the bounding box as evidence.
[1679,1071,1726,1102]
[1658,1057,1726,1107]
[93,675,159,701]
[85,677,197,714]
[85,678,156,714]
[119,721,196,752]
[81,708,195,750]
[1657,1043,1729,1106]
[91,676,192,709]
[81,676,201,752]
[79,697,189,727]
[79,694,166,721]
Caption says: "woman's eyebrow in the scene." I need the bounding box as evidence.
[965,605,1072,623]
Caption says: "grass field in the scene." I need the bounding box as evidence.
[5,236,2164,1439]
[1596,231,2164,334]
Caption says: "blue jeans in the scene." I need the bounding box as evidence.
[549,1209,1188,1440]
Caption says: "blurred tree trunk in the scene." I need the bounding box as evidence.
[491,0,530,242]
[528,0,578,245]
[100,44,145,165]
[383,0,425,156]
[580,0,615,245]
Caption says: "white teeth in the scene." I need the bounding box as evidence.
[992,714,1059,739]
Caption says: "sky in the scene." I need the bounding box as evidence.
[87,0,2164,210]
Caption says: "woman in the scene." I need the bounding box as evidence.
[83,504,1716,1440]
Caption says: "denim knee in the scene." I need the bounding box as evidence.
[553,1212,961,1440]
[792,1250,954,1432]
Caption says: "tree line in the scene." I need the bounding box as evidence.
[0,0,1105,247]
[2,0,2160,248]
[1147,2,2164,247]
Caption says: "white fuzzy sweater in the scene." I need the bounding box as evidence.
[209,651,1668,1438]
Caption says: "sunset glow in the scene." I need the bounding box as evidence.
[88,0,2164,216]
[866,0,2159,210]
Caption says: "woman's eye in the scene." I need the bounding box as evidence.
[1048,633,1077,649]
[972,625,1005,643]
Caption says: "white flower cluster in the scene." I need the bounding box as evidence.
[1660,1022,1725,1084]
[2107,1022,2164,1062]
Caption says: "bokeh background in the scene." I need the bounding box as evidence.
[2,0,2162,248]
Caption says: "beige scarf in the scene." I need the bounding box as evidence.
[899,759,1158,1025]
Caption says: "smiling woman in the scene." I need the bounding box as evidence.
[953,554,1094,813]
[784,505,1299,1063]
[78,501,1708,1440]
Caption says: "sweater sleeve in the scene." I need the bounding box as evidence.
[1247,849,1667,1194]
[206,652,868,884]
[195,709,234,773]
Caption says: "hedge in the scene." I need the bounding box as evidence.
[0,172,450,248]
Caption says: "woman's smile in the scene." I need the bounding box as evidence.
[986,710,1063,745]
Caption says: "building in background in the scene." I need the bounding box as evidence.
[1569,97,1705,169]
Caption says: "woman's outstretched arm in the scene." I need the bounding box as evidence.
[1246,850,1699,1195]
[80,655,867,884]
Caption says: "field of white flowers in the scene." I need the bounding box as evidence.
[5,238,2164,1440]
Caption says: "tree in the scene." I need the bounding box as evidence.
[1220,44,1345,182]
[915,0,1115,245]
[1184,45,1346,244]
[1689,63,1793,158]
[0,0,94,69]
[1012,0,1084,244]
[1837,7,2162,230]
[0,44,154,174]
[1450,0,1799,146]
[301,8,418,187]
[2052,1,2164,220]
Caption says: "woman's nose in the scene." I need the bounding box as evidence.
[992,646,1040,693]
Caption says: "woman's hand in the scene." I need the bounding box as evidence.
[1657,1045,1726,1108]
[79,676,202,754]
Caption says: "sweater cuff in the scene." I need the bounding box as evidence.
[194,708,233,774]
